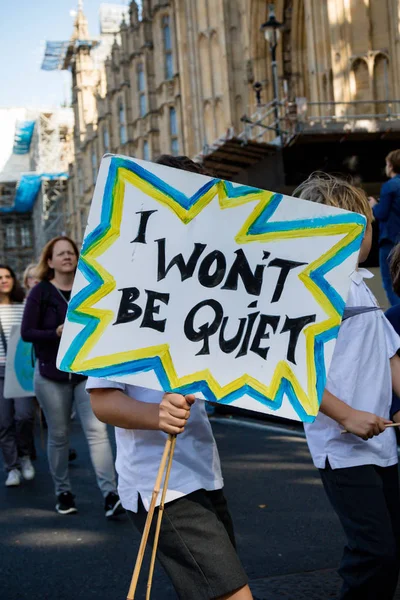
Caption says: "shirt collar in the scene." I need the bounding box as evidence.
[350,268,374,285]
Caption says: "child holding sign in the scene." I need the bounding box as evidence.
[88,156,252,600]
[296,173,400,600]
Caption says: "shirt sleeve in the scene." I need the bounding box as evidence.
[382,314,400,359]
[86,377,126,392]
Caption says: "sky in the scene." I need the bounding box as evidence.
[0,0,131,109]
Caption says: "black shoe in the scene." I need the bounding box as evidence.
[56,492,78,515]
[104,492,125,519]
[68,448,77,462]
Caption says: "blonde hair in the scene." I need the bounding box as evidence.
[294,172,373,225]
[23,263,38,289]
[36,236,79,281]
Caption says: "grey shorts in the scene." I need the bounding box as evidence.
[128,488,248,600]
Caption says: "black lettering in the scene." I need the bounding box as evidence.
[236,312,260,358]
[140,290,170,333]
[268,258,307,303]
[280,314,316,364]
[156,238,207,282]
[114,287,142,325]
[131,210,158,244]
[250,314,280,360]
[198,250,227,288]
[219,317,247,353]
[184,300,223,356]
[222,249,265,296]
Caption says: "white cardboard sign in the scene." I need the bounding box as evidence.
[57,155,366,422]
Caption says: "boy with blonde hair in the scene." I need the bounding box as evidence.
[296,173,400,600]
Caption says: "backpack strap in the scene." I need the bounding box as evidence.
[342,306,382,322]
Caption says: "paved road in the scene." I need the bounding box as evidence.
[0,415,395,599]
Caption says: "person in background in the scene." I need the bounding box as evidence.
[88,156,253,600]
[296,173,400,600]
[23,263,39,294]
[0,265,35,486]
[21,236,123,518]
[369,150,400,306]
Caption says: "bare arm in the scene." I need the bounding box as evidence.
[320,388,391,440]
[390,354,400,422]
[90,388,195,435]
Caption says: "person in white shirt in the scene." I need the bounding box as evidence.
[296,173,400,600]
[88,156,253,600]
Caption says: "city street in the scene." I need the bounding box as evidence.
[0,415,353,600]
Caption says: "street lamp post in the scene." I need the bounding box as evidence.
[261,4,284,140]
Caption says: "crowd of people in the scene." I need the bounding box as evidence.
[1,153,400,599]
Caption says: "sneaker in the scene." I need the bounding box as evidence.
[56,492,78,515]
[20,456,35,480]
[5,469,21,487]
[104,492,125,519]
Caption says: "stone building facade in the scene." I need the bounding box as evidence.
[66,0,400,243]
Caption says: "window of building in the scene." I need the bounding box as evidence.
[143,140,150,161]
[5,224,16,248]
[169,107,179,155]
[77,166,84,196]
[91,147,98,184]
[119,99,127,144]
[103,126,110,152]
[20,225,31,248]
[137,63,147,117]
[163,15,174,80]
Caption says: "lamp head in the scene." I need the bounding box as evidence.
[261,3,283,45]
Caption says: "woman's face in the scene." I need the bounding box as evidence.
[48,240,77,275]
[26,268,39,290]
[0,268,14,296]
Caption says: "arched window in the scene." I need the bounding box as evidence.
[163,15,174,80]
[119,99,127,144]
[351,59,372,115]
[143,140,150,161]
[169,107,179,155]
[103,126,110,152]
[91,146,98,184]
[374,54,390,115]
[137,63,147,117]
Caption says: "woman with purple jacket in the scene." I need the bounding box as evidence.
[21,236,123,518]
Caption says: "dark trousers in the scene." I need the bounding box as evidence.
[379,241,400,307]
[0,377,35,472]
[320,462,400,600]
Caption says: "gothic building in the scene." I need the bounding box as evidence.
[64,0,400,244]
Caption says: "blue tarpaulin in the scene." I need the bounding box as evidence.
[13,121,36,155]
[0,173,68,214]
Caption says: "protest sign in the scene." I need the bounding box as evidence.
[4,325,34,398]
[57,155,366,422]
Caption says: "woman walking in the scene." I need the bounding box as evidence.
[0,265,35,486]
[21,236,123,517]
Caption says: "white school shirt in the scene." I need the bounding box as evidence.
[304,269,400,470]
[86,379,224,512]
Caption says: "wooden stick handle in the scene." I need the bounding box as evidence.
[126,435,174,600]
[146,435,177,600]
[341,422,400,434]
